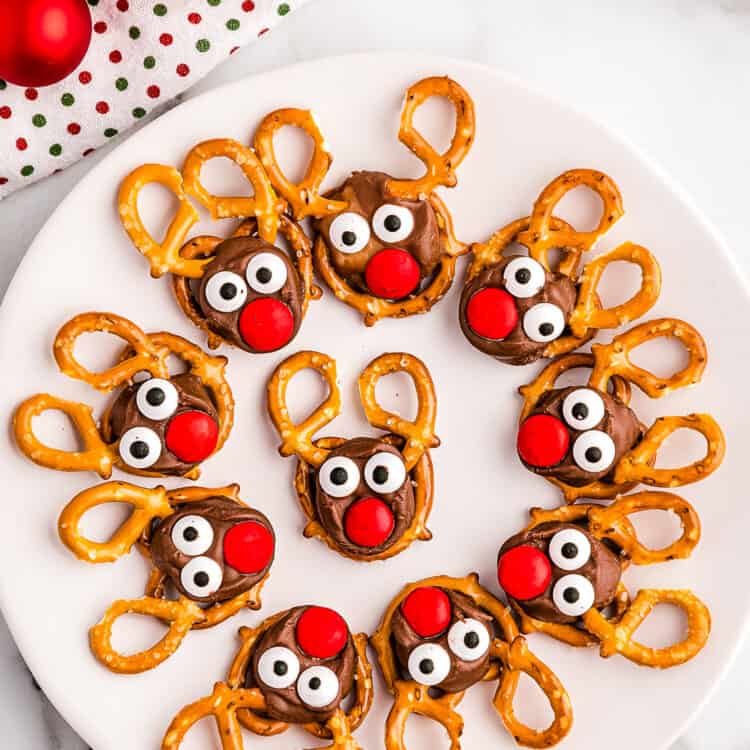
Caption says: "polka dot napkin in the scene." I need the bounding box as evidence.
[0,0,310,199]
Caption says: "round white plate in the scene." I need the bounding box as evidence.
[0,53,745,750]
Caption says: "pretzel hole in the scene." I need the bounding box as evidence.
[72,330,131,375]
[272,123,316,184]
[172,714,221,749]
[77,501,136,544]
[166,353,189,376]
[30,408,86,451]
[411,94,457,160]
[627,335,690,380]
[628,601,688,649]
[509,670,556,733]
[285,366,333,427]
[403,705,453,748]
[552,185,604,233]
[625,509,684,553]
[110,612,170,656]
[199,155,259,201]
[592,260,644,310]
[650,427,708,470]
[138,181,183,243]
[374,371,418,422]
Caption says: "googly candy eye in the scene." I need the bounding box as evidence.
[118,427,162,469]
[522,302,565,343]
[552,573,595,617]
[447,618,490,661]
[179,556,223,598]
[572,430,616,472]
[371,204,415,243]
[562,388,606,431]
[503,257,546,298]
[171,515,214,556]
[296,666,340,708]
[548,528,591,571]
[257,646,300,689]
[328,212,371,254]
[407,643,451,686]
[363,451,407,494]
[246,252,288,295]
[318,456,360,498]
[205,270,248,313]
[135,378,178,421]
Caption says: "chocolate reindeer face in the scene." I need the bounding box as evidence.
[197,237,304,353]
[460,255,578,365]
[312,438,415,557]
[107,373,220,476]
[517,386,642,486]
[150,498,274,605]
[315,171,442,300]
[497,521,622,625]
[391,586,493,693]
[247,606,356,723]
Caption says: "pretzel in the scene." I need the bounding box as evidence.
[518,318,725,501]
[14,312,233,479]
[370,574,573,749]
[162,610,373,750]
[509,494,710,668]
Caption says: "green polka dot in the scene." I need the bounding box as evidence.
[129,26,141,39]
[207,0,221,5]
[0,80,6,91]
[21,165,34,177]
[277,2,290,15]
[226,18,240,30]
[196,38,210,52]
[132,107,146,118]
[49,144,62,157]
[104,128,118,138]
[32,114,46,127]
[153,3,167,15]
[116,77,129,91]
[144,56,156,69]
[61,93,74,106]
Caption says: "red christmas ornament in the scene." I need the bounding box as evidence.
[517,414,570,468]
[365,248,420,299]
[296,606,348,658]
[344,497,395,548]
[0,0,92,87]
[165,411,219,463]
[497,545,552,601]
[400,586,451,637]
[466,287,518,340]
[239,298,294,352]
[223,521,274,574]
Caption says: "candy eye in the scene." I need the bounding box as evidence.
[548,529,591,571]
[296,666,340,708]
[118,427,162,469]
[447,618,490,661]
[407,643,451,686]
[371,204,415,243]
[318,456,360,498]
[179,556,223,598]
[329,212,371,254]
[363,452,407,494]
[503,257,546,298]
[552,574,595,617]
[562,389,605,431]
[135,378,178,421]
[171,515,214,556]
[572,430,616,473]
[257,646,300,689]
[522,302,565,343]
[205,270,248,312]
[246,252,288,294]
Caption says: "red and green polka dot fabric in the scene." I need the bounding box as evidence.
[0,0,307,198]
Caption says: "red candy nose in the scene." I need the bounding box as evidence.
[497,545,552,601]
[344,497,395,548]
[466,287,518,340]
[365,248,420,299]
[296,606,348,658]
[239,298,294,352]
[165,411,219,463]
[400,586,451,637]
[223,521,274,574]
[517,414,570,468]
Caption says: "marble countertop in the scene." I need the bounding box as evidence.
[1,0,749,747]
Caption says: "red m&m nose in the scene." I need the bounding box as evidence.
[466,287,518,340]
[517,414,570,468]
[296,606,348,658]
[365,248,420,299]
[497,545,552,601]
[239,298,294,352]
[400,586,451,637]
[165,410,219,463]
[344,497,395,548]
[223,521,274,574]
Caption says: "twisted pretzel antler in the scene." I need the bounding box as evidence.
[387,76,476,199]
[358,353,439,471]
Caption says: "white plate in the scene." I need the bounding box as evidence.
[0,53,745,750]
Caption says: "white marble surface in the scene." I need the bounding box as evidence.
[1,0,749,747]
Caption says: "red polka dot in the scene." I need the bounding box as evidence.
[188,12,202,23]
[116,0,129,10]
[176,63,190,77]
[79,71,92,84]
[67,122,81,135]
[160,33,173,46]
[147,85,161,99]
[109,50,122,63]
[93,21,107,34]
[242,0,255,9]
[25,88,38,101]
[15,138,27,151]
[95,101,109,114]
[0,106,11,119]
[0,178,7,186]
[83,148,95,156]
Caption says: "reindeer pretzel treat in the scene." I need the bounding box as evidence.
[267,350,439,561]
[162,605,372,750]
[460,169,662,365]
[516,318,725,501]
[253,77,474,326]
[13,312,233,479]
[58,481,275,673]
[371,574,573,749]
[119,138,320,353]
[496,492,710,668]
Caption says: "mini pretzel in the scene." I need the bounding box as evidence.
[162,610,373,750]
[370,574,573,749]
[13,312,233,480]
